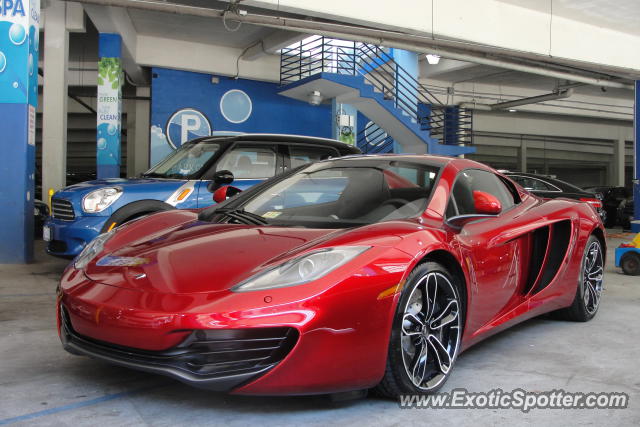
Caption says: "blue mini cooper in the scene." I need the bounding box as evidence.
[44,134,360,257]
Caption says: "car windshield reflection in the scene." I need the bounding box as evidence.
[225,160,440,228]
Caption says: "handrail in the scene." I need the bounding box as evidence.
[281,36,473,147]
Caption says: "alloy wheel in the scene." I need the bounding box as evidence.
[400,272,461,391]
[583,241,604,315]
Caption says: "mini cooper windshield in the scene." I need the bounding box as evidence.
[142,141,221,178]
[219,160,440,228]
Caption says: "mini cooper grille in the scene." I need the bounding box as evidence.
[60,308,298,380]
[52,199,75,220]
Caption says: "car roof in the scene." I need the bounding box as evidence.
[311,153,493,170]
[189,133,361,154]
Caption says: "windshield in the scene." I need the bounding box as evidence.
[223,160,440,228]
[143,141,221,178]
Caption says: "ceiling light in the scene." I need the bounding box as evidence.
[308,90,323,106]
[425,54,441,65]
[508,109,517,112]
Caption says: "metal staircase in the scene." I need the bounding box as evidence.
[279,37,474,155]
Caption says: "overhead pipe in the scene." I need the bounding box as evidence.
[459,89,573,111]
[491,88,573,110]
[66,0,635,90]
[458,102,493,111]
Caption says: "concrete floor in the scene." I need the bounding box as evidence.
[1,236,639,426]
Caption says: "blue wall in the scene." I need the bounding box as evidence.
[150,67,333,165]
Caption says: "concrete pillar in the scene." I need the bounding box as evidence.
[633,81,640,233]
[392,49,418,113]
[519,140,528,172]
[97,33,123,178]
[126,86,150,176]
[0,0,41,263]
[392,49,418,154]
[613,138,626,187]
[42,0,69,195]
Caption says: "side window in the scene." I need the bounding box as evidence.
[447,169,516,217]
[289,145,338,169]
[216,145,277,179]
[511,176,555,191]
[529,178,556,191]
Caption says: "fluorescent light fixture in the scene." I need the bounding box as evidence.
[425,54,441,65]
[508,109,517,112]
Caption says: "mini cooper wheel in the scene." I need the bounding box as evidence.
[376,261,463,398]
[557,235,604,322]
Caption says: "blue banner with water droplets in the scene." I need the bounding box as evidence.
[0,0,39,263]
[97,33,122,178]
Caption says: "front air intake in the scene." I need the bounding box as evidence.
[60,307,298,381]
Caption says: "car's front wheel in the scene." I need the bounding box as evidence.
[376,261,463,398]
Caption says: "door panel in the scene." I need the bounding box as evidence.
[455,214,521,334]
[447,169,522,334]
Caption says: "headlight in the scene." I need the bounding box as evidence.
[82,187,123,213]
[232,246,370,292]
[74,231,113,269]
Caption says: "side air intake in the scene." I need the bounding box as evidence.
[533,220,572,294]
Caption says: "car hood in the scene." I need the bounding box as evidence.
[83,212,409,295]
[84,221,342,294]
[54,177,186,200]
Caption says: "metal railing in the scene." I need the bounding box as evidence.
[280,36,473,147]
[429,107,473,146]
[357,121,395,154]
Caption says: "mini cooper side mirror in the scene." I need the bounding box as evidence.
[213,185,242,203]
[207,170,234,193]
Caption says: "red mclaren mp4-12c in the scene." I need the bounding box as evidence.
[57,155,605,398]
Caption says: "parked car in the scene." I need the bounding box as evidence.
[58,155,605,397]
[617,197,635,231]
[44,134,360,257]
[505,172,606,223]
[585,186,631,227]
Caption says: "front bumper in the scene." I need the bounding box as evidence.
[59,306,298,391]
[57,257,403,395]
[45,215,106,256]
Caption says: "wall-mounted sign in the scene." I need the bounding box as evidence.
[166,108,212,149]
[220,89,252,124]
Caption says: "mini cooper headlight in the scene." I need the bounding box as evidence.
[82,187,123,213]
[232,246,370,292]
[74,231,113,270]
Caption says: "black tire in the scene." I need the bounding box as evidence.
[100,200,175,233]
[554,235,604,322]
[375,261,464,398]
[620,253,640,276]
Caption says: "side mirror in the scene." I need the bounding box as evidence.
[473,190,502,215]
[445,191,502,231]
[213,185,242,203]
[207,170,234,193]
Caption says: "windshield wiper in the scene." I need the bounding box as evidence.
[215,208,269,226]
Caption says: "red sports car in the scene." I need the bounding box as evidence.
[57,155,605,397]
